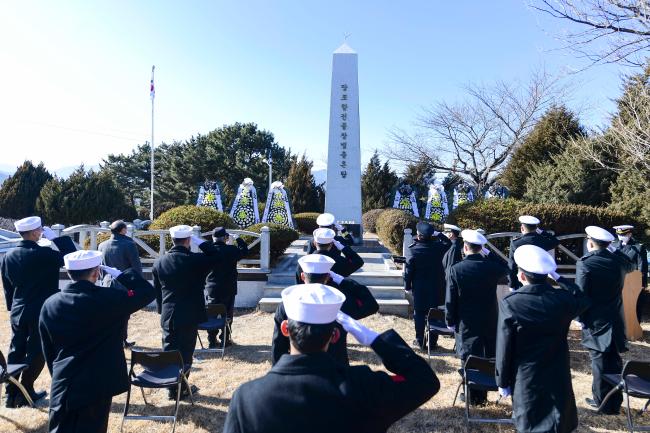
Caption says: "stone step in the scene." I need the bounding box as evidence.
[347,270,404,286]
[258,297,410,317]
[262,284,405,299]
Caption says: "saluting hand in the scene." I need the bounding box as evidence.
[42,226,57,241]
[548,271,561,281]
[333,240,344,251]
[336,312,379,346]
[328,271,344,285]
[100,265,122,278]
[190,235,205,246]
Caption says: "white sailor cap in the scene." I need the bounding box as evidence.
[64,250,102,271]
[14,216,42,232]
[281,283,346,324]
[514,244,557,274]
[613,225,634,233]
[313,228,336,244]
[444,223,462,232]
[461,229,487,246]
[585,226,615,242]
[519,215,540,225]
[298,254,336,274]
[316,213,336,227]
[169,225,193,239]
[243,177,254,186]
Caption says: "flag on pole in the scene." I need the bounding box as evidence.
[150,65,155,100]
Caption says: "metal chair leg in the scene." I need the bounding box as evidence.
[452,381,463,407]
[221,326,227,358]
[172,381,182,433]
[182,375,194,405]
[121,384,132,433]
[197,333,205,350]
[464,381,470,422]
[643,399,650,413]
[139,387,148,405]
[7,377,33,407]
[597,382,624,413]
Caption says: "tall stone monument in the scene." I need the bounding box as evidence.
[325,42,362,240]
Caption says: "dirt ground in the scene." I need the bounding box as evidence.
[0,299,648,433]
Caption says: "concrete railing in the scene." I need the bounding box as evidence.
[1,223,271,272]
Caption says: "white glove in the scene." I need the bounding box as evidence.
[481,247,490,256]
[536,228,543,234]
[336,312,379,346]
[328,271,344,285]
[548,271,561,281]
[607,244,616,253]
[42,226,57,240]
[432,231,441,237]
[231,234,239,240]
[333,240,344,251]
[335,223,344,232]
[190,235,205,246]
[447,325,456,333]
[498,387,512,398]
[100,265,122,278]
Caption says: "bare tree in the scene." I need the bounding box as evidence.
[530,0,650,66]
[570,83,650,171]
[385,72,560,193]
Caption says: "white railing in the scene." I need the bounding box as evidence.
[1,222,271,272]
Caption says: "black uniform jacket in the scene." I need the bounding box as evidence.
[1,236,76,325]
[225,330,440,433]
[295,246,364,284]
[153,242,223,329]
[575,249,635,353]
[445,253,508,359]
[204,238,248,301]
[442,237,463,274]
[306,232,354,255]
[404,238,447,310]
[39,270,155,410]
[508,231,560,289]
[272,277,379,365]
[612,237,648,288]
[496,278,591,433]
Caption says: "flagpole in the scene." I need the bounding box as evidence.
[150,65,155,221]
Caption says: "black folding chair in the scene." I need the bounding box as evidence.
[599,360,650,432]
[196,304,230,357]
[0,350,34,407]
[424,307,455,360]
[452,356,514,425]
[122,350,193,433]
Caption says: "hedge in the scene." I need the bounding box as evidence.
[362,209,386,234]
[293,212,320,234]
[376,209,418,255]
[240,223,299,262]
[150,205,235,231]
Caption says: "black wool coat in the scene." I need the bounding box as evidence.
[404,239,447,310]
[575,249,635,353]
[294,246,364,284]
[612,237,648,288]
[442,237,463,275]
[445,253,508,359]
[225,330,440,433]
[39,270,155,410]
[507,231,560,289]
[1,237,76,325]
[496,278,591,433]
[204,238,248,301]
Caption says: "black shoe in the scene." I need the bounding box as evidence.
[412,339,424,350]
[208,341,219,349]
[123,340,136,349]
[223,339,233,348]
[14,390,47,407]
[585,398,599,409]
[4,394,15,409]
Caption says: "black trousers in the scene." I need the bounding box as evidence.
[162,324,198,369]
[589,348,623,414]
[207,295,235,343]
[48,397,112,433]
[6,318,44,396]
[413,309,438,347]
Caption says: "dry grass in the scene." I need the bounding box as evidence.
[0,297,648,433]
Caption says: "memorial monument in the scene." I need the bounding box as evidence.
[325,42,362,240]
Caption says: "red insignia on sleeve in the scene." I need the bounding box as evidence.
[127,290,135,297]
[391,375,406,383]
[356,299,363,307]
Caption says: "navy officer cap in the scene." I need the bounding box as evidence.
[212,226,228,238]
[416,222,434,237]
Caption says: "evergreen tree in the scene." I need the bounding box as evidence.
[361,151,398,211]
[36,166,137,224]
[0,161,52,218]
[402,157,436,209]
[284,154,321,213]
[500,105,585,198]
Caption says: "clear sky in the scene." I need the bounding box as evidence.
[0,0,631,174]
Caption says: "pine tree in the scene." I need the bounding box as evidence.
[361,151,397,211]
[284,154,321,213]
[0,161,52,218]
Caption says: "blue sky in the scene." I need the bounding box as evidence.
[0,1,631,174]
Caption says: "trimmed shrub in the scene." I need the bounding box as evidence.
[241,223,299,262]
[293,212,320,234]
[150,206,235,232]
[362,209,386,234]
[376,209,418,255]
[82,232,111,250]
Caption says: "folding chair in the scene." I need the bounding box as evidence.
[423,307,455,360]
[122,350,193,433]
[452,355,514,425]
[196,304,230,357]
[598,360,650,432]
[0,350,34,408]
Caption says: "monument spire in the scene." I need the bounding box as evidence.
[325,41,362,240]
